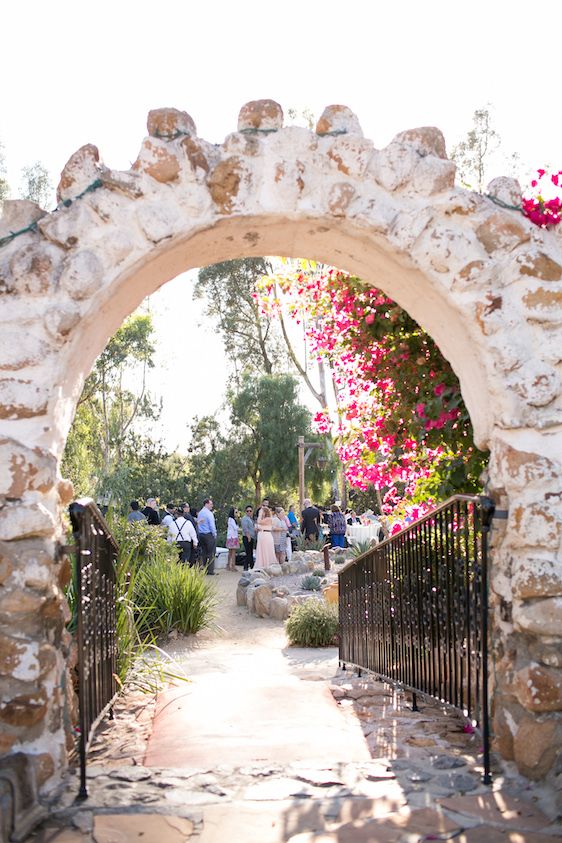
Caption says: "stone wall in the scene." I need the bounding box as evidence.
[0,100,561,805]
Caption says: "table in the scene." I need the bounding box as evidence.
[346,524,380,545]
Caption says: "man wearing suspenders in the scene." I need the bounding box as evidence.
[167,508,198,563]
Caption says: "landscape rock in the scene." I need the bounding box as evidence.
[253,584,273,617]
[269,596,289,620]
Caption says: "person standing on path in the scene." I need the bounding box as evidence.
[272,507,288,565]
[142,498,161,525]
[327,504,347,548]
[168,508,198,563]
[198,498,217,575]
[226,507,240,572]
[241,506,256,570]
[287,504,299,532]
[127,500,146,522]
[160,503,176,530]
[301,498,320,541]
[254,505,277,570]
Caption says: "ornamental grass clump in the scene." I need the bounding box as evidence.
[295,534,326,552]
[285,600,339,647]
[134,561,217,637]
[107,516,216,685]
[301,574,323,591]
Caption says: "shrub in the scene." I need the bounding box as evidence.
[301,574,322,591]
[134,560,217,637]
[349,539,376,558]
[295,534,326,552]
[286,600,339,647]
[312,567,326,578]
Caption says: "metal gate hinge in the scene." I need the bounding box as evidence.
[56,543,77,560]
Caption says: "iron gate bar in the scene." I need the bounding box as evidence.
[338,495,495,784]
[68,499,119,799]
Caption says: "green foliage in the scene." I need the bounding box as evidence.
[110,518,216,682]
[62,313,162,500]
[285,600,339,647]
[229,373,315,505]
[20,161,52,208]
[301,574,322,591]
[450,106,499,193]
[0,141,9,205]
[295,534,326,552]
[349,539,375,558]
[134,562,217,637]
[195,258,285,378]
[311,568,326,578]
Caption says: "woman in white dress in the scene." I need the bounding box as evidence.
[272,507,288,565]
[226,507,240,572]
[254,506,277,570]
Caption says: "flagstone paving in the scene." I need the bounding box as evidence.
[26,572,561,842]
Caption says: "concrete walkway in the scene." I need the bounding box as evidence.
[144,575,370,768]
[27,571,561,843]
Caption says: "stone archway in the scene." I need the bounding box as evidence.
[0,100,561,798]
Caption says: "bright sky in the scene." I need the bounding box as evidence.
[2,0,560,448]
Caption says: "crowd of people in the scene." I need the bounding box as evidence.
[126,495,385,574]
[127,497,219,574]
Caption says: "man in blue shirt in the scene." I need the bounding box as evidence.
[197,498,217,575]
[127,500,146,522]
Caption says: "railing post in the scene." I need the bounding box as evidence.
[479,496,495,785]
[68,499,119,800]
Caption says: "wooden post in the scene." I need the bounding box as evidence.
[298,436,305,515]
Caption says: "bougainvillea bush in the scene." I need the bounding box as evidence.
[257,266,488,530]
[521,169,562,228]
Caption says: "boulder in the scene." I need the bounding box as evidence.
[236,579,250,607]
[246,584,257,613]
[269,597,289,621]
[253,584,273,618]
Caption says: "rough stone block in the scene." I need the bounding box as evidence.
[59,249,104,301]
[316,105,363,136]
[486,176,522,207]
[0,503,55,541]
[253,584,273,618]
[207,156,245,214]
[269,596,289,620]
[475,211,530,253]
[513,596,562,636]
[57,144,102,203]
[8,242,62,296]
[513,716,560,779]
[147,108,196,139]
[0,379,48,419]
[512,557,562,599]
[513,664,562,712]
[508,503,561,550]
[0,439,57,497]
[393,126,448,159]
[238,99,283,133]
[133,138,181,183]
[517,248,562,281]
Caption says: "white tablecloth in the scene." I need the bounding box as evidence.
[346,524,380,544]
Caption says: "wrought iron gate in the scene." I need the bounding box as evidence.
[68,499,119,798]
[338,495,494,783]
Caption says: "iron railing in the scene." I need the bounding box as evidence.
[68,499,119,798]
[338,495,495,783]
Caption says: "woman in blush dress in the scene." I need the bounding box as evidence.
[254,505,277,570]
